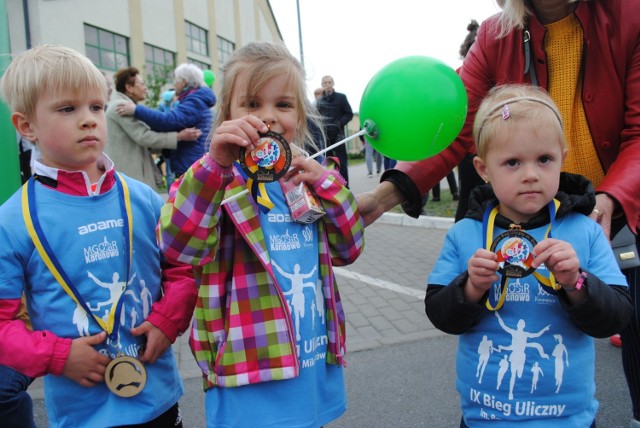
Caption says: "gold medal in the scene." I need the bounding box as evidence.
[105,355,147,398]
[490,228,537,279]
[238,130,292,183]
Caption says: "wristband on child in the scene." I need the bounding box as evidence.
[562,270,587,292]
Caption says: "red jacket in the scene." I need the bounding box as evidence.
[391,0,640,232]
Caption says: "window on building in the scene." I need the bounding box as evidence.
[185,21,208,56]
[217,36,235,67]
[187,58,210,71]
[144,44,176,78]
[84,24,128,71]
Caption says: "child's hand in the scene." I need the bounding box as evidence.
[62,331,110,387]
[284,156,325,186]
[130,321,171,364]
[466,249,499,301]
[209,115,268,168]
[532,238,580,289]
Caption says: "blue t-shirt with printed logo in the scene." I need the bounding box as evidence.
[205,180,346,428]
[0,177,183,427]
[428,212,626,427]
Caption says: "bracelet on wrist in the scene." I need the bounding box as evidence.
[562,271,587,292]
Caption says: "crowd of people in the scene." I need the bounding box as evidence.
[1,0,639,426]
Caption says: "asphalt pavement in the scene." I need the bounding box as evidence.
[29,162,631,427]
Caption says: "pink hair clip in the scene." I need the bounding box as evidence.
[501,104,510,120]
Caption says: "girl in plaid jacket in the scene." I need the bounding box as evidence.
[158,42,364,428]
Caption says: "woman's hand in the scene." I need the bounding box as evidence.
[116,102,136,116]
[356,182,406,227]
[177,127,202,142]
[590,193,618,239]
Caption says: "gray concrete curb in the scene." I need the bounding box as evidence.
[377,212,453,230]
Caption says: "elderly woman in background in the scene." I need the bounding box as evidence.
[106,66,200,191]
[118,63,216,182]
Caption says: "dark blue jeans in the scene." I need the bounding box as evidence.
[0,365,36,428]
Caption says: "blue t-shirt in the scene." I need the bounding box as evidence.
[0,177,183,427]
[428,212,626,427]
[205,180,346,428]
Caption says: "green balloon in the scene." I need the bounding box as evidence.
[203,69,215,87]
[359,56,467,161]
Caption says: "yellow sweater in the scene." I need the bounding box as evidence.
[545,14,604,187]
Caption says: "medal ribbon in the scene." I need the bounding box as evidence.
[21,173,133,338]
[240,164,275,213]
[482,199,560,311]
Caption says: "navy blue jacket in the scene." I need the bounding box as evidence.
[135,87,216,175]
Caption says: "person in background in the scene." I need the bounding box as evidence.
[430,19,478,204]
[106,67,200,191]
[157,41,364,428]
[431,172,459,202]
[317,75,353,186]
[357,1,640,425]
[157,89,179,189]
[426,84,631,427]
[117,63,216,183]
[360,132,381,178]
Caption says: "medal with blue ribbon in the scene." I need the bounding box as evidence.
[21,173,147,397]
[238,130,292,213]
[483,199,561,311]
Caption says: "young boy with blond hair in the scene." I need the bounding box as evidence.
[0,44,196,427]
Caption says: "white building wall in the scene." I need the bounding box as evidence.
[238,0,257,44]
[5,0,282,67]
[184,0,211,29]
[141,0,177,52]
[215,0,235,42]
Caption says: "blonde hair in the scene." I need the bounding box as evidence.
[0,44,108,119]
[496,0,580,37]
[213,41,320,154]
[473,84,565,158]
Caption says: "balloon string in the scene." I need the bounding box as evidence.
[220,128,369,206]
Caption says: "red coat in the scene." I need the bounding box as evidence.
[394,0,640,232]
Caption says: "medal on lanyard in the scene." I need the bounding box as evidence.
[238,130,292,212]
[483,199,561,311]
[22,173,147,397]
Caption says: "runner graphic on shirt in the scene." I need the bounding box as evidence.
[494,311,550,400]
[476,335,494,384]
[272,260,319,340]
[87,271,137,313]
[530,361,544,392]
[552,334,569,393]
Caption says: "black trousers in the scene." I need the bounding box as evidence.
[621,240,640,420]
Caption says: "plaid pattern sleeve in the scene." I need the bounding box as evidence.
[157,155,235,267]
[311,160,365,267]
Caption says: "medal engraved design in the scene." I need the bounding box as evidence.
[105,355,147,398]
[490,229,537,278]
[239,130,292,182]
